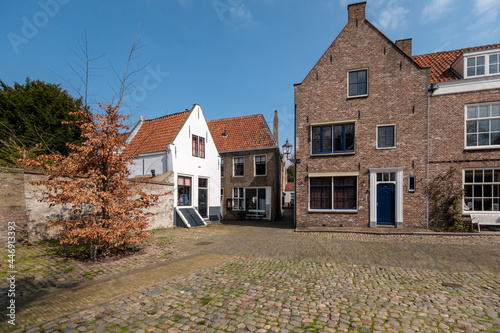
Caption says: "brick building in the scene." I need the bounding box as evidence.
[294,1,500,229]
[207,114,283,221]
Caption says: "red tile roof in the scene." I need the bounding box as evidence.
[207,114,277,152]
[412,43,500,83]
[124,110,191,156]
[285,182,294,191]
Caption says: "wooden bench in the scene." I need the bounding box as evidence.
[470,214,500,232]
[246,210,266,220]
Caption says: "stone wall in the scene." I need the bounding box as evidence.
[0,168,174,245]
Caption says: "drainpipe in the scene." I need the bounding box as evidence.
[427,83,438,229]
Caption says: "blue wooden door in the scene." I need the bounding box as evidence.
[377,183,395,225]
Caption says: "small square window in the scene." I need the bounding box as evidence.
[377,125,396,149]
[348,69,368,97]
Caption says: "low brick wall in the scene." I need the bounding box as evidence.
[0,168,174,246]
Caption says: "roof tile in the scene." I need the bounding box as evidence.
[124,110,190,156]
[207,114,276,152]
[413,43,500,83]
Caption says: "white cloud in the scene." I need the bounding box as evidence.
[421,0,454,21]
[473,0,500,24]
[375,1,410,31]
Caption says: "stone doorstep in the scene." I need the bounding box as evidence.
[295,227,500,236]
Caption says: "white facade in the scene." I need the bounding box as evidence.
[127,105,221,223]
[170,105,221,220]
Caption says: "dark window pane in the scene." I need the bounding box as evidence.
[345,124,355,150]
[474,170,483,183]
[474,185,483,197]
[467,68,475,77]
[310,177,332,209]
[491,119,500,131]
[464,170,474,183]
[484,170,493,182]
[478,120,489,132]
[484,198,492,211]
[464,185,473,196]
[467,134,477,146]
[312,127,321,153]
[333,177,357,209]
[323,126,332,152]
[473,199,482,211]
[334,125,343,151]
[466,121,477,133]
[478,133,490,146]
[492,132,500,145]
[477,56,485,65]
[477,66,485,76]
[484,184,493,197]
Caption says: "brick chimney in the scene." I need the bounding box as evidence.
[395,38,413,57]
[273,110,279,145]
[348,1,366,23]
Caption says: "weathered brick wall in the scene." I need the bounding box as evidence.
[0,168,29,247]
[0,168,174,244]
[220,147,282,220]
[294,3,430,228]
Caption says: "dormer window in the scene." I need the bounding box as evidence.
[464,50,500,78]
[467,56,485,77]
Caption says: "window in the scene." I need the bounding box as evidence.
[465,103,500,148]
[377,125,396,149]
[233,187,245,210]
[221,157,224,177]
[192,136,205,158]
[310,177,332,210]
[312,123,355,154]
[310,176,357,211]
[464,169,500,211]
[467,55,485,77]
[409,176,416,192]
[348,69,367,97]
[465,52,500,77]
[233,157,244,176]
[178,176,191,206]
[490,53,499,74]
[255,155,266,176]
[192,135,199,157]
[199,137,205,158]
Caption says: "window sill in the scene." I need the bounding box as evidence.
[376,146,396,150]
[347,94,368,99]
[308,209,358,214]
[464,145,500,151]
[311,152,355,157]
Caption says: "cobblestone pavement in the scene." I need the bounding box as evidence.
[5,211,500,332]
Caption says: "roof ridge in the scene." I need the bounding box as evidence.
[413,43,500,58]
[145,109,191,122]
[207,114,262,122]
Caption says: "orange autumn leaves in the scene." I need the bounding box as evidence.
[20,104,159,260]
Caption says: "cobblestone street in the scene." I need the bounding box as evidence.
[4,211,500,332]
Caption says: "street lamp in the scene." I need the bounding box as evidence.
[282,139,293,161]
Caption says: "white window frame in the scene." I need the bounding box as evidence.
[464,102,500,150]
[233,156,244,177]
[254,154,267,176]
[464,49,500,78]
[463,168,500,213]
[347,68,368,98]
[232,187,245,211]
[376,124,396,149]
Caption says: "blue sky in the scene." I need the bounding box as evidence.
[2,0,500,150]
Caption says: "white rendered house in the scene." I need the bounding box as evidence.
[124,104,221,225]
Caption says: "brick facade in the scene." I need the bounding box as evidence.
[220,148,282,221]
[294,1,500,229]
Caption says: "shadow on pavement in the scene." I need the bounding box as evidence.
[221,208,295,230]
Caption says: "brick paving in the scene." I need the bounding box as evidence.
[3,210,500,332]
